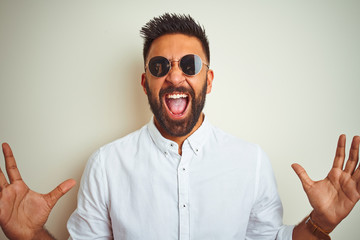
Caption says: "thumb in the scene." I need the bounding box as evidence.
[291,163,313,191]
[44,179,76,209]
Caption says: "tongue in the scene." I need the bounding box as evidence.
[166,98,187,115]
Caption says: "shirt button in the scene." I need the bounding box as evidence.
[170,143,174,147]
[183,204,187,208]
[182,168,186,171]
[195,148,199,152]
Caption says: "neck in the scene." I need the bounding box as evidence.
[154,113,204,155]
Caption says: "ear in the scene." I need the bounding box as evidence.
[206,69,214,94]
[141,73,148,95]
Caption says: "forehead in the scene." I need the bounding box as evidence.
[147,33,205,61]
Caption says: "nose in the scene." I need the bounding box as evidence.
[166,60,185,86]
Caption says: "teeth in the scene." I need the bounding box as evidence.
[167,93,188,99]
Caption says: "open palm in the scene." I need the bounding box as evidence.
[292,135,360,231]
[0,143,75,240]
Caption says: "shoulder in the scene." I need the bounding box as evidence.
[86,124,150,166]
[203,122,273,172]
[207,123,261,155]
[101,125,149,153]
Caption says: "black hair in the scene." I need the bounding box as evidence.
[140,13,210,65]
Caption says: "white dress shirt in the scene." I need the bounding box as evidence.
[67,116,294,239]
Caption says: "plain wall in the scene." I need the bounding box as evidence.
[0,1,359,239]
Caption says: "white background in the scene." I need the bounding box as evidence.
[0,1,359,239]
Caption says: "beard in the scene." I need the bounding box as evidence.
[144,78,207,137]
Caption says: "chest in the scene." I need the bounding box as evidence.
[105,148,256,240]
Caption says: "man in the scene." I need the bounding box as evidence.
[0,13,359,240]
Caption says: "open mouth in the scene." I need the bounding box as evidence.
[164,92,190,118]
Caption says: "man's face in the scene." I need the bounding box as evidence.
[141,34,213,137]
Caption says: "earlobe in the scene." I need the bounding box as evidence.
[141,73,148,95]
[206,69,214,94]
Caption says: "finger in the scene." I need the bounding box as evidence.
[344,136,360,174]
[0,144,10,189]
[2,143,23,183]
[0,167,9,191]
[332,134,346,169]
[292,163,314,191]
[44,179,76,209]
[351,136,360,180]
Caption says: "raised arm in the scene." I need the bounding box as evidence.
[0,143,76,240]
[292,134,360,239]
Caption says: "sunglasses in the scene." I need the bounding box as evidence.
[145,54,209,77]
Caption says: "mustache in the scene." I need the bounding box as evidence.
[159,86,195,98]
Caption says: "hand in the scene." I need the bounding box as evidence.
[0,143,76,240]
[292,134,360,232]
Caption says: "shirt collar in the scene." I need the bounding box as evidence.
[147,115,211,155]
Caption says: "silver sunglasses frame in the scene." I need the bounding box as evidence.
[145,54,209,77]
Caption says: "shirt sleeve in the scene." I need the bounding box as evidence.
[67,149,113,239]
[245,146,294,240]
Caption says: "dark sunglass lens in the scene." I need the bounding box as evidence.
[180,54,202,76]
[148,56,170,77]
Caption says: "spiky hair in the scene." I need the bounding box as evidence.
[140,13,210,64]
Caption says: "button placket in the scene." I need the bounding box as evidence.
[178,151,191,240]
